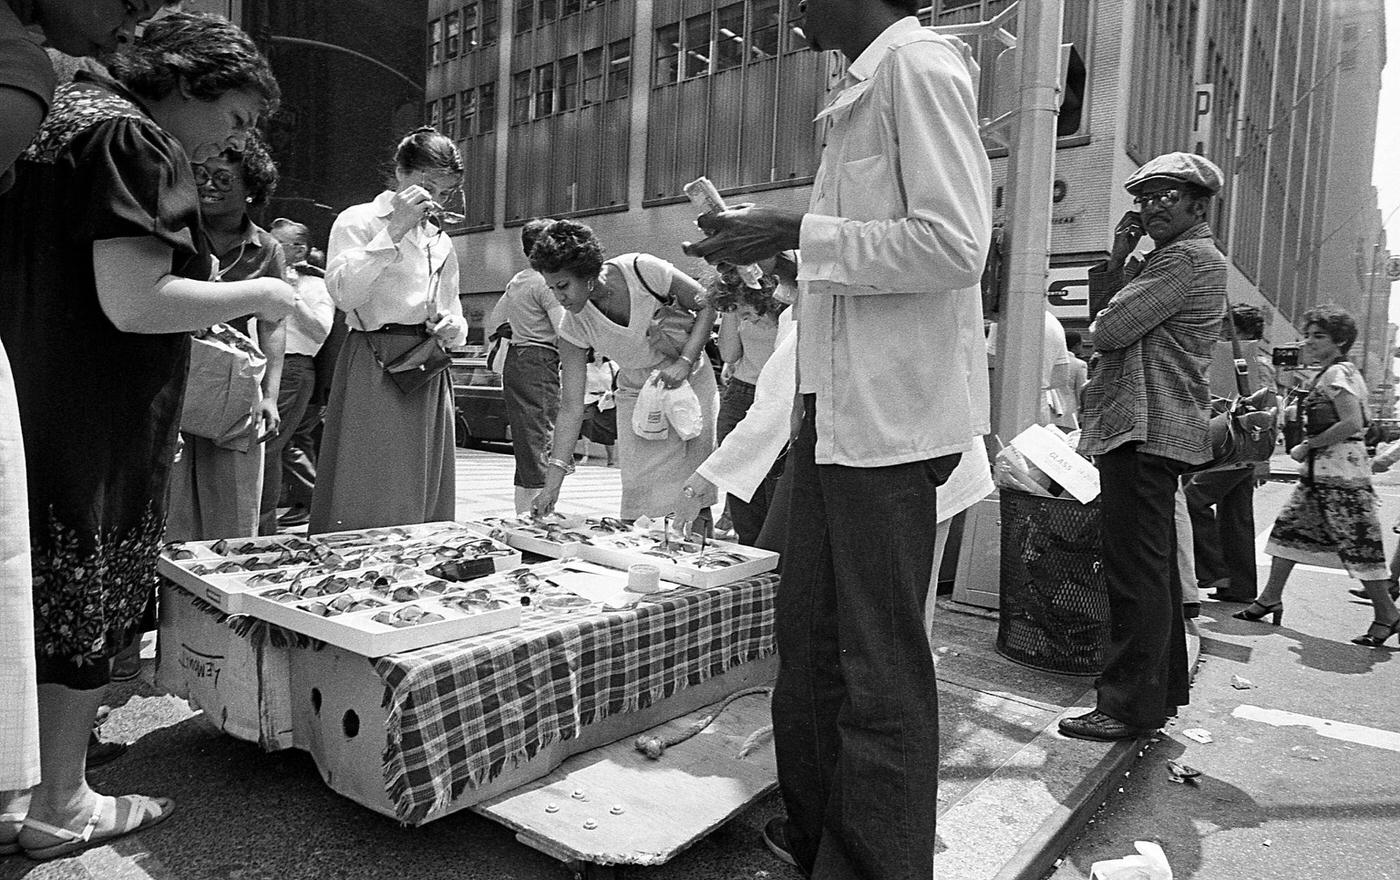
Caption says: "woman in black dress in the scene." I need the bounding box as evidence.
[0,13,292,859]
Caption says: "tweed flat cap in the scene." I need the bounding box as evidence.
[1124,152,1224,195]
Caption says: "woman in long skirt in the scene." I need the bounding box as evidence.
[528,220,718,526]
[310,127,468,533]
[1239,305,1400,646]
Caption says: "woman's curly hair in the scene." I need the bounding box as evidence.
[222,129,277,207]
[108,12,279,114]
[528,219,604,279]
[704,267,787,318]
[1301,304,1357,355]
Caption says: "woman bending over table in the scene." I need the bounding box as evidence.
[0,12,290,858]
[310,127,468,533]
[529,220,718,527]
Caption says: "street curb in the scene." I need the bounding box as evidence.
[991,734,1150,880]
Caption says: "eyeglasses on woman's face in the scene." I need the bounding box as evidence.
[193,166,237,192]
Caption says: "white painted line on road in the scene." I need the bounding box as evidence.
[1233,705,1400,753]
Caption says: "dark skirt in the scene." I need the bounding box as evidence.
[309,331,456,533]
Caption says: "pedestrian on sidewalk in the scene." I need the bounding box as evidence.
[1239,306,1400,646]
[259,218,334,533]
[1185,303,1275,604]
[1061,152,1226,743]
[682,1,992,875]
[491,219,565,514]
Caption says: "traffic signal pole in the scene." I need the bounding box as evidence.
[993,0,1064,441]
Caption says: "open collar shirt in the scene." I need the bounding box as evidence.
[325,189,463,334]
[1081,222,1225,464]
[796,17,992,467]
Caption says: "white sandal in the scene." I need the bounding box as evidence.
[21,794,174,861]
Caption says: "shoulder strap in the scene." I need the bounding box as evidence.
[1220,294,1253,398]
[631,255,672,306]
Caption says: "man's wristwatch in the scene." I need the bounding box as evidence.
[547,456,576,475]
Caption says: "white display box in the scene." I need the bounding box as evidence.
[157,526,522,615]
[239,566,525,656]
[165,534,324,561]
[470,514,641,560]
[580,531,779,588]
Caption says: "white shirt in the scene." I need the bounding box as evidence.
[699,309,993,519]
[282,271,335,357]
[325,190,466,346]
[796,17,993,467]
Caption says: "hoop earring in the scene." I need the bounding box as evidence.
[587,279,596,294]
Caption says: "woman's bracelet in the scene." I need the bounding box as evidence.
[547,456,576,476]
[677,354,694,365]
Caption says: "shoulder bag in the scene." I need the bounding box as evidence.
[1194,298,1279,472]
[631,254,700,365]
[362,233,453,394]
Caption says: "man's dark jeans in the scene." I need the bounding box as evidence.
[1095,445,1191,729]
[1185,467,1258,597]
[772,396,958,880]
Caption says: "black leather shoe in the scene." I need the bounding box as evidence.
[762,817,804,873]
[1058,710,1156,742]
[1208,589,1257,603]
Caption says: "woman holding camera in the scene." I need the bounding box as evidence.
[528,220,718,526]
[309,127,468,533]
[1241,305,1400,646]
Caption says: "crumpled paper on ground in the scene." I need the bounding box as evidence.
[1089,840,1172,880]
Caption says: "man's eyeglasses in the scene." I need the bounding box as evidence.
[1131,188,1182,209]
[193,166,236,192]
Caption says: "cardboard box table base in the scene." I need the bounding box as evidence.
[289,646,778,823]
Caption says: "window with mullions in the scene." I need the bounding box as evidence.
[459,89,476,137]
[463,3,479,51]
[514,0,533,33]
[715,3,745,72]
[445,10,461,58]
[783,5,807,53]
[562,0,580,14]
[607,39,631,99]
[428,18,442,65]
[482,0,499,43]
[442,93,458,139]
[426,99,440,129]
[655,23,681,85]
[511,70,531,124]
[534,63,555,117]
[479,82,496,133]
[582,47,603,105]
[750,0,779,59]
[539,0,557,23]
[558,56,579,111]
[683,13,711,78]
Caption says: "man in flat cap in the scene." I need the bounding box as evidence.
[1061,151,1226,742]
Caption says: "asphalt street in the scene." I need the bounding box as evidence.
[1046,474,1400,880]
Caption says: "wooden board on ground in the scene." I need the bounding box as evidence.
[474,689,776,872]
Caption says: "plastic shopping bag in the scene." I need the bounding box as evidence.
[1089,841,1172,880]
[632,371,669,441]
[662,381,703,441]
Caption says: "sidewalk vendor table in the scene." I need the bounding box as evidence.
[158,571,778,826]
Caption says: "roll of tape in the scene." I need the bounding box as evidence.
[627,563,661,593]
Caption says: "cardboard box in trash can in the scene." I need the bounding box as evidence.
[156,580,296,750]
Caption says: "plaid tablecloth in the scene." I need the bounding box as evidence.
[372,573,777,824]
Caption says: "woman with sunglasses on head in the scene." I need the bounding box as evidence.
[0,12,291,859]
[167,131,286,543]
[309,127,468,533]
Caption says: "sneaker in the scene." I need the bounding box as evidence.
[762,817,799,869]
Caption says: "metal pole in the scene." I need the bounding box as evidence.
[993,0,1063,441]
[267,35,425,94]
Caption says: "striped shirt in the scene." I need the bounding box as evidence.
[1081,223,1225,464]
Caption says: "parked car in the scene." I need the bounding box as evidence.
[450,351,509,447]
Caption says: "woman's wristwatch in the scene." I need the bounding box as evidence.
[547,456,576,476]
[681,485,697,498]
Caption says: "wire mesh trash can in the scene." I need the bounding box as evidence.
[996,488,1109,676]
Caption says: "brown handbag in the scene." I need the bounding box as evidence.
[359,231,453,394]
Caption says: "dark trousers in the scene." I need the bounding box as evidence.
[772,396,958,880]
[259,353,316,534]
[717,377,782,545]
[1096,445,1191,729]
[1184,467,1257,597]
[502,344,560,489]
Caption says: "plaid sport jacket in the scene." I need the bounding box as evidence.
[1080,223,1225,465]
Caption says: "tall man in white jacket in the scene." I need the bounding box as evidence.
[684,1,992,876]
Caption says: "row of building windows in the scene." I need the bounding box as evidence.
[514,0,603,33]
[508,40,632,124]
[428,1,501,65]
[426,83,499,141]
[652,1,807,85]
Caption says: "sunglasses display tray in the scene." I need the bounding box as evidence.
[237,564,525,656]
[164,534,325,562]
[158,524,522,614]
[474,514,637,559]
[577,531,779,589]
